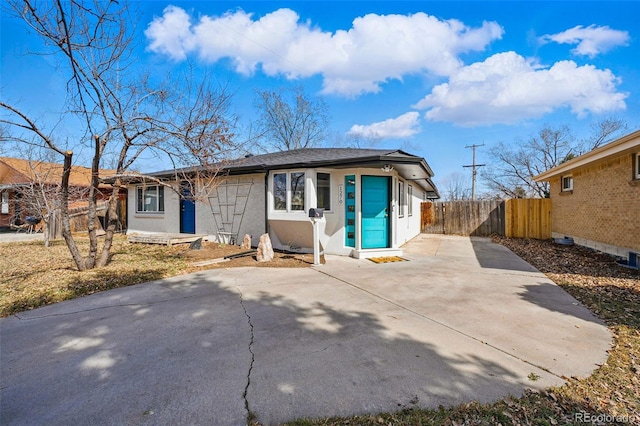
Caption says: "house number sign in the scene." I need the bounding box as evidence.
[338,184,344,206]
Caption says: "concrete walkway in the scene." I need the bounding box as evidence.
[0,235,611,425]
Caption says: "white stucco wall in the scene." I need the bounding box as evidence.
[199,173,266,246]
[265,168,425,256]
[127,183,180,234]
[395,180,424,247]
[127,168,427,257]
[127,175,266,244]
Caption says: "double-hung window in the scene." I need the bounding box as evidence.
[136,185,164,213]
[0,191,8,214]
[273,172,306,212]
[561,175,573,192]
[635,153,640,180]
[408,185,413,216]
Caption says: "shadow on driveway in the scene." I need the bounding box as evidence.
[2,267,542,426]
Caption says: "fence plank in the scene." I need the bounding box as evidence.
[422,199,550,239]
[421,200,504,236]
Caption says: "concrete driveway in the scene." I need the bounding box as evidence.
[0,235,611,425]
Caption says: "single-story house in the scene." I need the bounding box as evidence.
[533,129,640,260]
[0,156,122,231]
[126,148,440,258]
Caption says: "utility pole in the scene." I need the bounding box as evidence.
[463,144,485,201]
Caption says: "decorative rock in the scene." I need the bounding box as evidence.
[241,234,252,249]
[189,237,203,250]
[256,233,274,262]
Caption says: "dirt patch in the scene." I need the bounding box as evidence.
[178,241,323,271]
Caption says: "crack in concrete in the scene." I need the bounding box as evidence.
[236,288,255,423]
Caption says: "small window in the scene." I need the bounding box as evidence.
[1,191,8,214]
[273,173,287,211]
[317,173,331,210]
[398,181,405,217]
[408,185,413,216]
[635,153,640,180]
[290,172,305,211]
[136,185,164,213]
[561,175,573,192]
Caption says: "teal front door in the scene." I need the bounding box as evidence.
[361,176,390,249]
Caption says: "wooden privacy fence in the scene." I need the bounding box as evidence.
[46,199,127,240]
[421,199,551,239]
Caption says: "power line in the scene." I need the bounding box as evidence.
[462,144,485,201]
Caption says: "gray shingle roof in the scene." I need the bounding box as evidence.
[148,147,439,197]
[224,148,426,171]
[153,148,428,174]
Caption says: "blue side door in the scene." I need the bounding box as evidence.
[180,184,196,234]
[361,176,389,249]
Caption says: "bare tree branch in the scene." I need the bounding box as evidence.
[254,86,330,151]
[482,119,627,199]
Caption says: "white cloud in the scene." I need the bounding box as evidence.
[145,6,196,61]
[540,25,630,58]
[348,112,421,139]
[413,52,627,126]
[145,7,503,96]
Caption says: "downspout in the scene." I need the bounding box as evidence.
[264,171,269,235]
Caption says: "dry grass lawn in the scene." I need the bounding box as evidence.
[0,236,191,317]
[0,235,315,317]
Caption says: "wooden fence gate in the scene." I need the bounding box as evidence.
[421,199,551,239]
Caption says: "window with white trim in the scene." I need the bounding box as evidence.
[1,191,8,214]
[635,153,640,180]
[272,172,306,212]
[398,180,405,217]
[273,173,287,211]
[408,185,413,216]
[290,172,305,211]
[561,175,573,192]
[136,185,164,213]
[317,172,331,211]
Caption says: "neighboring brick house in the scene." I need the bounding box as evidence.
[126,148,440,259]
[533,129,640,260]
[0,157,120,230]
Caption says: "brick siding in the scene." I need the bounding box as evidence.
[550,152,640,254]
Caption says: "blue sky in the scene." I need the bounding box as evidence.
[2,1,639,192]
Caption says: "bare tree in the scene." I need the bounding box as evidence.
[323,130,376,149]
[482,119,627,199]
[1,0,237,270]
[438,172,472,201]
[581,117,628,151]
[254,86,330,151]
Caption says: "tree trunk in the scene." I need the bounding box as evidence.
[84,136,101,269]
[60,152,87,271]
[43,213,51,248]
[96,184,121,268]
